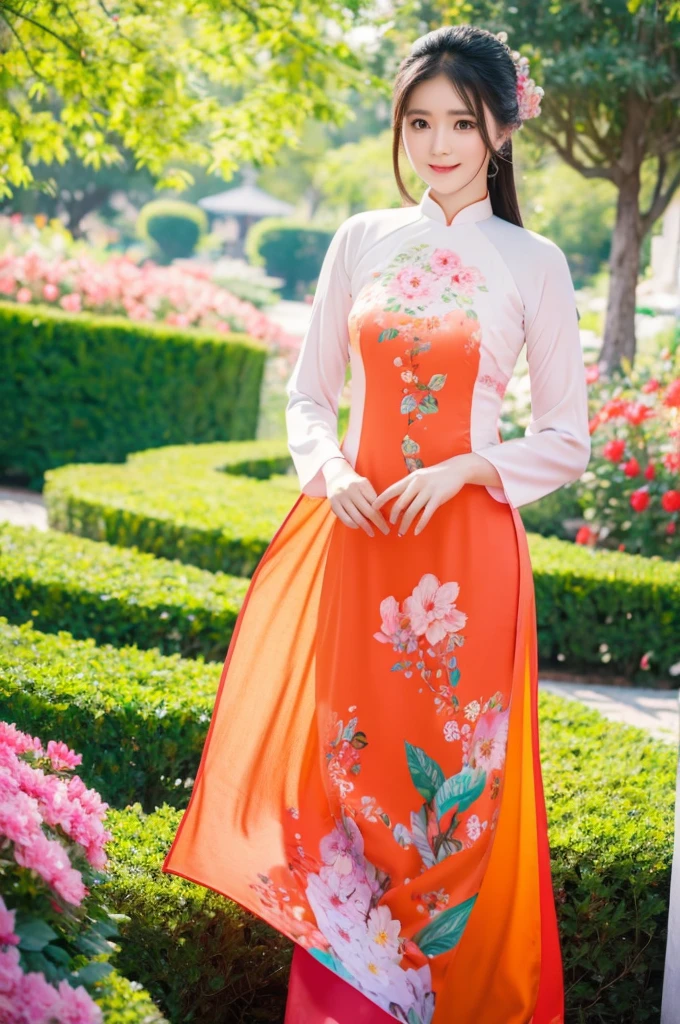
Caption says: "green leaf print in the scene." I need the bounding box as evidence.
[417,393,438,415]
[411,342,431,355]
[405,742,445,801]
[427,373,447,391]
[412,894,478,957]
[406,1009,421,1024]
[401,436,420,455]
[401,395,418,414]
[465,308,479,319]
[391,660,412,671]
[378,327,400,343]
[434,766,487,819]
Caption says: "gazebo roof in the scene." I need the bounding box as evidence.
[199,182,295,218]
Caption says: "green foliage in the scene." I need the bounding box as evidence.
[44,441,297,577]
[92,970,169,1023]
[98,694,675,1022]
[136,199,208,263]
[0,301,266,489]
[102,803,292,1024]
[244,218,335,299]
[0,0,382,197]
[0,618,218,811]
[0,523,248,661]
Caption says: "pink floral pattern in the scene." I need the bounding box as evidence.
[368,244,488,471]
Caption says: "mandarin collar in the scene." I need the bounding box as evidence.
[418,185,493,227]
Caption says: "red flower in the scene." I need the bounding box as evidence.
[623,457,640,477]
[644,462,656,480]
[630,488,650,512]
[603,439,626,462]
[625,401,654,426]
[640,653,651,670]
[663,378,680,409]
[600,398,629,421]
[667,521,677,535]
[588,414,603,435]
[575,525,596,545]
[642,378,660,393]
[663,452,680,473]
[585,364,600,385]
[661,490,680,513]
[618,542,626,550]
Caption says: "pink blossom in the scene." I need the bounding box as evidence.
[60,293,82,313]
[0,722,43,756]
[43,283,59,301]
[0,946,23,996]
[0,897,19,946]
[46,740,83,772]
[15,287,32,303]
[450,264,484,296]
[390,266,439,302]
[403,573,467,645]
[429,248,463,275]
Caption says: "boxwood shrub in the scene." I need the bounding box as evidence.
[0,523,248,661]
[0,300,268,489]
[44,441,297,577]
[0,618,218,811]
[101,691,674,1023]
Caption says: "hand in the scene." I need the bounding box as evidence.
[371,459,468,536]
[322,458,390,538]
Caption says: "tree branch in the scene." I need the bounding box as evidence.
[0,2,81,55]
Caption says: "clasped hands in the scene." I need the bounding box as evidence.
[321,456,470,538]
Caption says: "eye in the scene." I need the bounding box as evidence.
[456,120,476,130]
[410,118,429,130]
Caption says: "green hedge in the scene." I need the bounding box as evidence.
[100,692,674,1023]
[0,301,268,489]
[0,618,218,811]
[45,441,297,577]
[93,970,169,1023]
[0,523,248,661]
[104,803,292,1024]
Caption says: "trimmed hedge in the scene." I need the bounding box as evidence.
[38,437,680,682]
[93,971,169,1023]
[0,618,218,811]
[45,441,297,577]
[100,692,674,1023]
[104,803,292,1024]
[0,300,268,489]
[0,523,248,661]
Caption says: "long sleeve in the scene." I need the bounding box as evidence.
[472,242,591,509]
[285,217,354,498]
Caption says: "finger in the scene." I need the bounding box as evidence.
[389,483,419,525]
[414,499,439,536]
[397,492,430,535]
[372,478,407,511]
[353,492,390,534]
[331,502,359,530]
[344,500,376,537]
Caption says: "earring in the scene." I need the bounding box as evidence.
[487,158,499,178]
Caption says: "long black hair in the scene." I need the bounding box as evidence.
[392,25,524,227]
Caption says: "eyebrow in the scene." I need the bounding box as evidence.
[405,108,474,116]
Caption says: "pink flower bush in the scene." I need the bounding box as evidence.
[0,721,115,1024]
[0,214,299,357]
[578,338,680,557]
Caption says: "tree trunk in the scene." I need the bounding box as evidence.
[599,173,643,373]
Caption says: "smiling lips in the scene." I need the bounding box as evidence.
[429,163,460,173]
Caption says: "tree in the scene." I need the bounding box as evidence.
[0,0,381,195]
[483,0,680,372]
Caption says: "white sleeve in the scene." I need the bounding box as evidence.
[285,216,354,498]
[472,242,591,509]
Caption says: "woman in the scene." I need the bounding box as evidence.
[162,23,591,1024]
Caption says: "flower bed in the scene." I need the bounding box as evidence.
[0,720,165,1022]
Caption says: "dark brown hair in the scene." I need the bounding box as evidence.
[392,24,524,227]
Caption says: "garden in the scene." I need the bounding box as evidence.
[1,2,680,1023]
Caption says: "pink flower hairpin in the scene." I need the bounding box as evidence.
[495,30,544,122]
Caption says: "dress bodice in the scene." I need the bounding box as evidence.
[285,186,591,510]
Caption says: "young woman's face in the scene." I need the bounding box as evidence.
[401,73,510,196]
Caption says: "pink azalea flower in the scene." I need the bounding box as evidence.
[470,707,510,772]
[0,897,19,946]
[15,287,32,304]
[46,740,83,772]
[60,292,82,313]
[450,264,483,296]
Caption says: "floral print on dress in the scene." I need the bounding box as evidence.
[374,572,468,721]
[368,243,487,472]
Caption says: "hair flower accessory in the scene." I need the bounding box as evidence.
[495,30,544,121]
